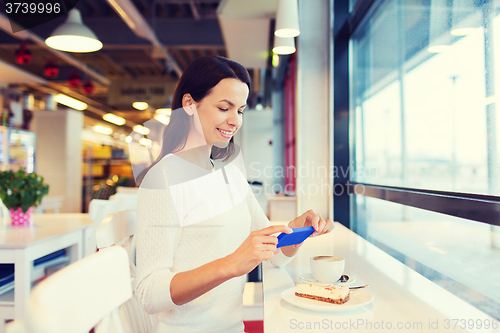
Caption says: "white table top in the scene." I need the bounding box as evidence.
[0,213,93,249]
[263,222,499,333]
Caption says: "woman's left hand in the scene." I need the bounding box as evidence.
[287,210,334,248]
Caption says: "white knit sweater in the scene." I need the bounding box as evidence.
[135,153,293,333]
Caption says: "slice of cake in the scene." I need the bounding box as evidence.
[295,283,350,304]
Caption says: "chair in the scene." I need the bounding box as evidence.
[96,210,155,333]
[86,199,120,257]
[116,187,139,194]
[0,199,9,220]
[5,246,132,333]
[96,210,138,282]
[108,193,138,212]
[33,196,64,214]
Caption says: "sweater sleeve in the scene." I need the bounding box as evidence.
[246,184,295,268]
[135,162,182,314]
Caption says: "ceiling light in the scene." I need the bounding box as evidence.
[125,136,132,143]
[275,0,300,38]
[103,113,126,126]
[45,9,102,53]
[154,114,170,125]
[156,107,172,116]
[273,36,296,55]
[133,102,149,110]
[133,125,150,135]
[450,27,477,36]
[427,45,450,53]
[93,125,113,135]
[139,138,152,148]
[55,94,87,111]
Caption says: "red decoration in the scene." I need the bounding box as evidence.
[82,79,94,95]
[15,42,32,65]
[67,72,81,88]
[43,62,59,79]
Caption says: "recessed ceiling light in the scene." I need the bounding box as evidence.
[133,102,149,110]
[133,125,150,135]
[139,138,152,148]
[154,114,170,125]
[103,113,126,126]
[55,94,87,111]
[156,108,172,115]
[93,125,113,135]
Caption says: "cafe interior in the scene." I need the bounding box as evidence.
[0,0,499,332]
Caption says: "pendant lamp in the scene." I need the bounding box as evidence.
[45,9,102,53]
[273,36,296,55]
[275,0,300,38]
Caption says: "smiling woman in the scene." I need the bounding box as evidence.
[134,56,334,333]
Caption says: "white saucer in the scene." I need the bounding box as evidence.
[299,273,356,285]
[281,287,373,312]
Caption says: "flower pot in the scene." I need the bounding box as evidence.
[10,207,34,226]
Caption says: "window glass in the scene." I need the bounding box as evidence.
[351,0,500,195]
[353,195,500,318]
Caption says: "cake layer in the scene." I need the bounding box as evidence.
[296,283,350,300]
[295,292,350,304]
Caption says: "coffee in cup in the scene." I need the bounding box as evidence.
[310,255,345,283]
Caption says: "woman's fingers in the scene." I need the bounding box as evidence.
[315,218,326,236]
[255,235,279,245]
[257,225,293,236]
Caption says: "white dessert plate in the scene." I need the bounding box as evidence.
[281,287,373,312]
[299,273,356,285]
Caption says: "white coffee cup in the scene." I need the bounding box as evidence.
[310,255,345,283]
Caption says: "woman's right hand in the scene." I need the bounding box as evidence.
[225,225,293,277]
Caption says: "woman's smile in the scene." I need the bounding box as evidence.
[217,128,234,139]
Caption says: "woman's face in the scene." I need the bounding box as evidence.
[191,78,249,147]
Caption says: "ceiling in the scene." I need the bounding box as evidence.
[0,0,276,129]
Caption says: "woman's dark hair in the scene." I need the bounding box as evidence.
[137,56,251,185]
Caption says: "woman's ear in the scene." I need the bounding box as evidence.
[182,93,195,116]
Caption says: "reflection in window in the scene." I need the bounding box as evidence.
[351,0,500,196]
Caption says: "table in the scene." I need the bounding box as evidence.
[263,222,500,332]
[0,213,94,331]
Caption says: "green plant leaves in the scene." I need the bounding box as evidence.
[0,168,49,213]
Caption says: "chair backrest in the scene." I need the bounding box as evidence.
[116,186,139,194]
[109,193,138,211]
[86,199,120,256]
[34,196,64,214]
[96,210,155,333]
[21,247,132,333]
[96,210,137,276]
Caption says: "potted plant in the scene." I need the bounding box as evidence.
[0,168,49,225]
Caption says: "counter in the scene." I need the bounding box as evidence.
[263,222,499,332]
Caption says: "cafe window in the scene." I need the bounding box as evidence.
[347,0,500,319]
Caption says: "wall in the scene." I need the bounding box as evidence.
[34,109,83,213]
[295,0,333,218]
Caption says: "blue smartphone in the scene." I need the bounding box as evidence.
[276,226,315,248]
